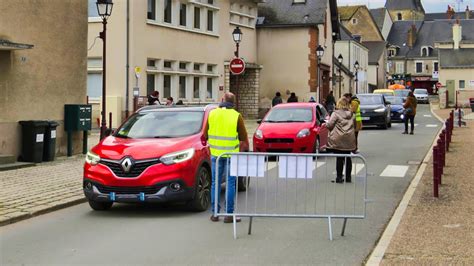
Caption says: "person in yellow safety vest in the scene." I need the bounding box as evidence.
[204,92,248,223]
[344,93,362,152]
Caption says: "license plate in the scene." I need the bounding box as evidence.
[362,117,370,121]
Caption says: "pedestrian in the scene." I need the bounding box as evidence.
[272,92,283,107]
[147,91,161,105]
[287,92,298,103]
[309,96,316,103]
[166,96,175,106]
[403,91,417,135]
[326,91,336,114]
[205,92,249,223]
[344,93,362,152]
[326,98,356,183]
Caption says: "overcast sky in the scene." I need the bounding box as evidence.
[337,0,474,13]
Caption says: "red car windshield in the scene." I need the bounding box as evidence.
[264,108,313,123]
[115,111,204,139]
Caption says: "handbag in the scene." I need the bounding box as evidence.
[404,107,413,115]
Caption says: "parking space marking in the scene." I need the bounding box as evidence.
[380,165,409,178]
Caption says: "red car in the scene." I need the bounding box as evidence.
[253,103,329,153]
[83,106,216,211]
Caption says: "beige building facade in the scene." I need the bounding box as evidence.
[87,0,262,125]
[0,0,88,159]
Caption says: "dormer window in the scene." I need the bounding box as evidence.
[388,48,397,57]
[421,46,433,57]
[397,13,402,20]
[352,18,358,25]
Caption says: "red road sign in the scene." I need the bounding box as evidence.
[230,58,245,75]
[436,82,442,89]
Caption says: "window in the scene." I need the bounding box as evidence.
[388,49,396,57]
[88,0,99,17]
[179,4,187,26]
[163,75,171,98]
[207,10,214,31]
[397,13,402,20]
[396,62,404,73]
[352,18,358,24]
[194,7,201,29]
[459,80,465,89]
[179,62,187,70]
[207,78,213,98]
[421,48,427,57]
[193,77,200,98]
[87,74,102,98]
[434,62,439,72]
[179,76,186,98]
[164,0,172,23]
[416,62,423,73]
[147,74,155,95]
[147,59,156,67]
[207,64,214,73]
[164,61,172,69]
[208,0,214,4]
[230,3,256,28]
[193,63,201,71]
[147,0,156,20]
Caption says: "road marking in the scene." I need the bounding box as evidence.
[426,124,439,128]
[380,165,409,178]
[332,163,365,175]
[424,114,432,117]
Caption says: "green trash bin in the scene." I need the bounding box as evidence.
[19,120,49,163]
[43,121,60,161]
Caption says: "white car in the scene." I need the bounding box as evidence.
[413,88,429,104]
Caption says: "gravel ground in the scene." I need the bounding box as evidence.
[381,107,474,265]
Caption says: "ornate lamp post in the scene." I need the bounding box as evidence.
[316,45,325,102]
[97,0,114,140]
[376,62,380,90]
[337,54,343,98]
[354,60,360,94]
[232,26,242,58]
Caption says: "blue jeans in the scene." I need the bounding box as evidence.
[211,156,236,214]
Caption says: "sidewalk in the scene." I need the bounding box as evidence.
[376,107,474,264]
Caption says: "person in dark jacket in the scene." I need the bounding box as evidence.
[287,92,298,103]
[272,92,283,107]
[325,91,336,113]
[403,92,417,135]
[326,98,356,183]
[147,91,160,105]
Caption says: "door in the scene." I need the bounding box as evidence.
[446,80,455,106]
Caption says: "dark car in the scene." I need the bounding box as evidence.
[385,96,405,122]
[357,94,392,129]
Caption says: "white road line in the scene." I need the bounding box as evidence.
[423,114,432,117]
[380,165,409,178]
[426,124,439,128]
[331,163,365,175]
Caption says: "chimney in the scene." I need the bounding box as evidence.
[453,20,462,50]
[407,24,417,48]
[466,6,471,20]
[447,5,455,19]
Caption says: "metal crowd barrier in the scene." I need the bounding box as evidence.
[214,152,368,240]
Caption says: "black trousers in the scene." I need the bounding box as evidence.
[404,115,415,133]
[327,149,352,181]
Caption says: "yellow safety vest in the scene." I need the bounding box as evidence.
[352,100,362,122]
[208,108,240,157]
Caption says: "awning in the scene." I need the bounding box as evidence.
[0,39,34,51]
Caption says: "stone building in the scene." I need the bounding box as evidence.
[0,0,88,160]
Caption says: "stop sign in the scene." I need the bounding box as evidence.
[436,82,442,89]
[230,58,245,75]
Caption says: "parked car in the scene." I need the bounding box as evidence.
[385,96,405,122]
[253,103,329,153]
[373,89,395,96]
[393,89,410,100]
[413,88,429,103]
[83,105,247,212]
[357,94,392,129]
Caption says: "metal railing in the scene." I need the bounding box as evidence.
[214,152,368,240]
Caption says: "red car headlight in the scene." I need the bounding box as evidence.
[255,129,263,139]
[160,148,195,165]
[297,129,310,138]
[85,151,100,166]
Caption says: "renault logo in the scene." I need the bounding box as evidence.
[121,158,133,173]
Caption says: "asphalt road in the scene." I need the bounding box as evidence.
[0,105,441,265]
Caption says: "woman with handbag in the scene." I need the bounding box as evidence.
[403,92,417,135]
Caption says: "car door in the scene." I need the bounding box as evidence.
[315,105,329,148]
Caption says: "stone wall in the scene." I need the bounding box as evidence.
[226,64,262,119]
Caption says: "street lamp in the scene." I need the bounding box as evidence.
[375,62,380,90]
[232,26,243,57]
[354,60,360,94]
[316,45,325,102]
[337,54,343,98]
[97,0,114,140]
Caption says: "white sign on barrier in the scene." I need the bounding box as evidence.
[278,156,314,179]
[230,155,265,177]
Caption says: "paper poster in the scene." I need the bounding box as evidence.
[51,130,56,139]
[36,134,44,143]
[230,154,265,177]
[278,156,314,179]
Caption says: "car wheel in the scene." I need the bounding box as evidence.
[238,176,250,192]
[187,166,211,212]
[88,200,113,211]
[381,119,388,129]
